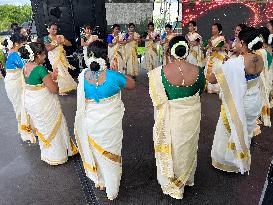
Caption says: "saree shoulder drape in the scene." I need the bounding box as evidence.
[211,56,262,174]
[148,66,201,199]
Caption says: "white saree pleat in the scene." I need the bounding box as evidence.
[75,69,124,200]
[256,49,271,127]
[4,70,35,142]
[144,41,159,71]
[24,87,77,165]
[211,56,262,174]
[48,46,77,93]
[149,67,201,199]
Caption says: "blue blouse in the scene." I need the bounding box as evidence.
[107,34,114,44]
[6,52,25,70]
[84,70,127,102]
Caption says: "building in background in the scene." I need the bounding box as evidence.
[106,0,154,27]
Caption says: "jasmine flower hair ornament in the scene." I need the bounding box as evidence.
[25,44,35,62]
[248,36,263,51]
[170,41,189,60]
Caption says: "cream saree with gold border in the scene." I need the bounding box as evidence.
[47,35,77,93]
[4,69,36,142]
[22,82,78,165]
[75,69,124,200]
[108,35,125,74]
[125,32,140,76]
[148,66,201,199]
[205,35,226,93]
[186,32,204,67]
[211,56,262,174]
[255,49,271,127]
[144,32,159,71]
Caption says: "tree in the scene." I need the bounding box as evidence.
[0,5,32,32]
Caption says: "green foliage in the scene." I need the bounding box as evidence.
[0,5,32,32]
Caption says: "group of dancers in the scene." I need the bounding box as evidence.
[1,19,273,201]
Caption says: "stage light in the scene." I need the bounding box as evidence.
[182,0,272,27]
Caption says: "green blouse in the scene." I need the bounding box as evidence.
[162,67,205,100]
[24,65,49,85]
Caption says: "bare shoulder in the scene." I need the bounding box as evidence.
[244,53,264,74]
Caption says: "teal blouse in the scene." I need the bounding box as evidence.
[162,67,205,100]
[84,70,127,102]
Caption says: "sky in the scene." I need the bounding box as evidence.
[0,0,30,5]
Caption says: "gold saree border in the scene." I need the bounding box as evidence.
[85,93,119,104]
[41,155,68,166]
[74,129,97,174]
[25,84,45,91]
[36,112,63,148]
[215,68,248,153]
[212,159,239,173]
[6,69,21,73]
[149,68,173,177]
[88,136,121,163]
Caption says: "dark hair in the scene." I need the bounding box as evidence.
[128,23,135,28]
[84,24,92,30]
[269,20,273,27]
[237,23,248,31]
[19,42,46,60]
[10,23,18,30]
[168,35,188,59]
[189,21,197,27]
[165,24,172,29]
[87,40,108,72]
[213,23,223,33]
[112,24,120,31]
[148,22,154,27]
[13,26,23,34]
[238,27,263,51]
[48,22,58,29]
[9,33,27,44]
[259,27,271,45]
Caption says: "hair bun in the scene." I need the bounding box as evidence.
[170,41,189,59]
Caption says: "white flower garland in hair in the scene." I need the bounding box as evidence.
[170,41,189,60]
[86,52,107,72]
[7,38,13,50]
[25,44,35,62]
[268,34,273,45]
[219,31,223,35]
[248,36,263,50]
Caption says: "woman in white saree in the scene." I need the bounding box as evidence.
[255,27,273,127]
[210,28,264,174]
[19,42,78,165]
[44,22,77,95]
[185,21,204,67]
[75,41,135,200]
[4,33,36,143]
[149,36,205,199]
[204,23,226,94]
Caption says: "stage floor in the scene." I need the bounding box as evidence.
[0,69,272,205]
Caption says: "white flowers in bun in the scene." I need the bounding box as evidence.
[247,36,263,51]
[170,41,189,60]
[25,44,35,62]
[86,52,107,72]
[268,34,273,45]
